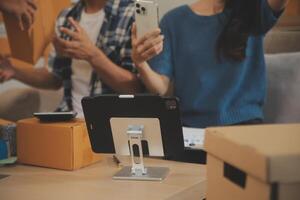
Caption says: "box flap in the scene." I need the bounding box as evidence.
[205,124,300,183]
[0,119,13,125]
[18,118,83,128]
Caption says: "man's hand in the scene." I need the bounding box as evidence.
[53,17,98,61]
[0,0,37,30]
[0,56,16,83]
[131,23,164,67]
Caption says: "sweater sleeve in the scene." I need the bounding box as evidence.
[257,0,284,34]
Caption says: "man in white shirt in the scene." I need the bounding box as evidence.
[0,0,141,118]
[63,7,105,116]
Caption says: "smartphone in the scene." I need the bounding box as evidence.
[34,112,77,122]
[135,0,160,39]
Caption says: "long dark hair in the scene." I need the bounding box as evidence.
[216,0,261,62]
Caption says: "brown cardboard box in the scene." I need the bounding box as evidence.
[204,124,300,200]
[0,119,13,125]
[53,0,71,18]
[2,0,70,64]
[1,11,46,67]
[17,118,101,170]
[0,38,10,56]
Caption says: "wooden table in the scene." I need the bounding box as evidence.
[0,155,206,200]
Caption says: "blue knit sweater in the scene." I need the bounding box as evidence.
[149,0,281,128]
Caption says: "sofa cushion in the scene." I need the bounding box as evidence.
[264,52,300,123]
[38,89,63,112]
[264,30,300,54]
[0,88,40,121]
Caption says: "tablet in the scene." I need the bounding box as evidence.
[81,94,186,162]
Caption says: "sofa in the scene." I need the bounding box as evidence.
[263,28,300,123]
[0,28,300,123]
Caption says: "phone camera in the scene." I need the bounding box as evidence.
[165,100,177,110]
[135,4,146,15]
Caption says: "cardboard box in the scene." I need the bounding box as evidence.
[204,124,300,200]
[17,118,101,170]
[53,0,71,18]
[2,0,70,64]
[0,119,13,125]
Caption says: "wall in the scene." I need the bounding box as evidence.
[275,0,300,27]
[158,0,197,17]
[285,0,300,16]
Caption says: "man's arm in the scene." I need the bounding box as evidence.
[14,66,62,90]
[88,49,142,94]
[268,0,289,12]
[0,57,62,90]
[55,18,142,94]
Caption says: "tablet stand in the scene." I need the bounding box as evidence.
[113,125,169,181]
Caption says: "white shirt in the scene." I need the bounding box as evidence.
[71,9,105,118]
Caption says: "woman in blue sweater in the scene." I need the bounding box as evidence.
[131,0,289,128]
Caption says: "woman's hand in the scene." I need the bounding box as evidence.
[0,56,16,83]
[53,17,98,61]
[0,0,37,30]
[131,23,164,67]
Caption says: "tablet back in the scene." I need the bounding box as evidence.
[81,94,186,162]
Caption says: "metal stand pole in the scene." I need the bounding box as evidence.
[113,125,169,181]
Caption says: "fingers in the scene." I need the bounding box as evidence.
[0,70,9,83]
[27,4,36,21]
[54,37,73,49]
[53,36,69,55]
[22,11,33,30]
[136,29,161,47]
[18,1,37,30]
[141,43,163,61]
[3,73,12,82]
[132,28,164,64]
[53,36,81,57]
[26,0,37,10]
[68,17,81,33]
[0,70,4,83]
[60,27,79,40]
[18,15,25,31]
[137,35,164,54]
[131,23,137,43]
